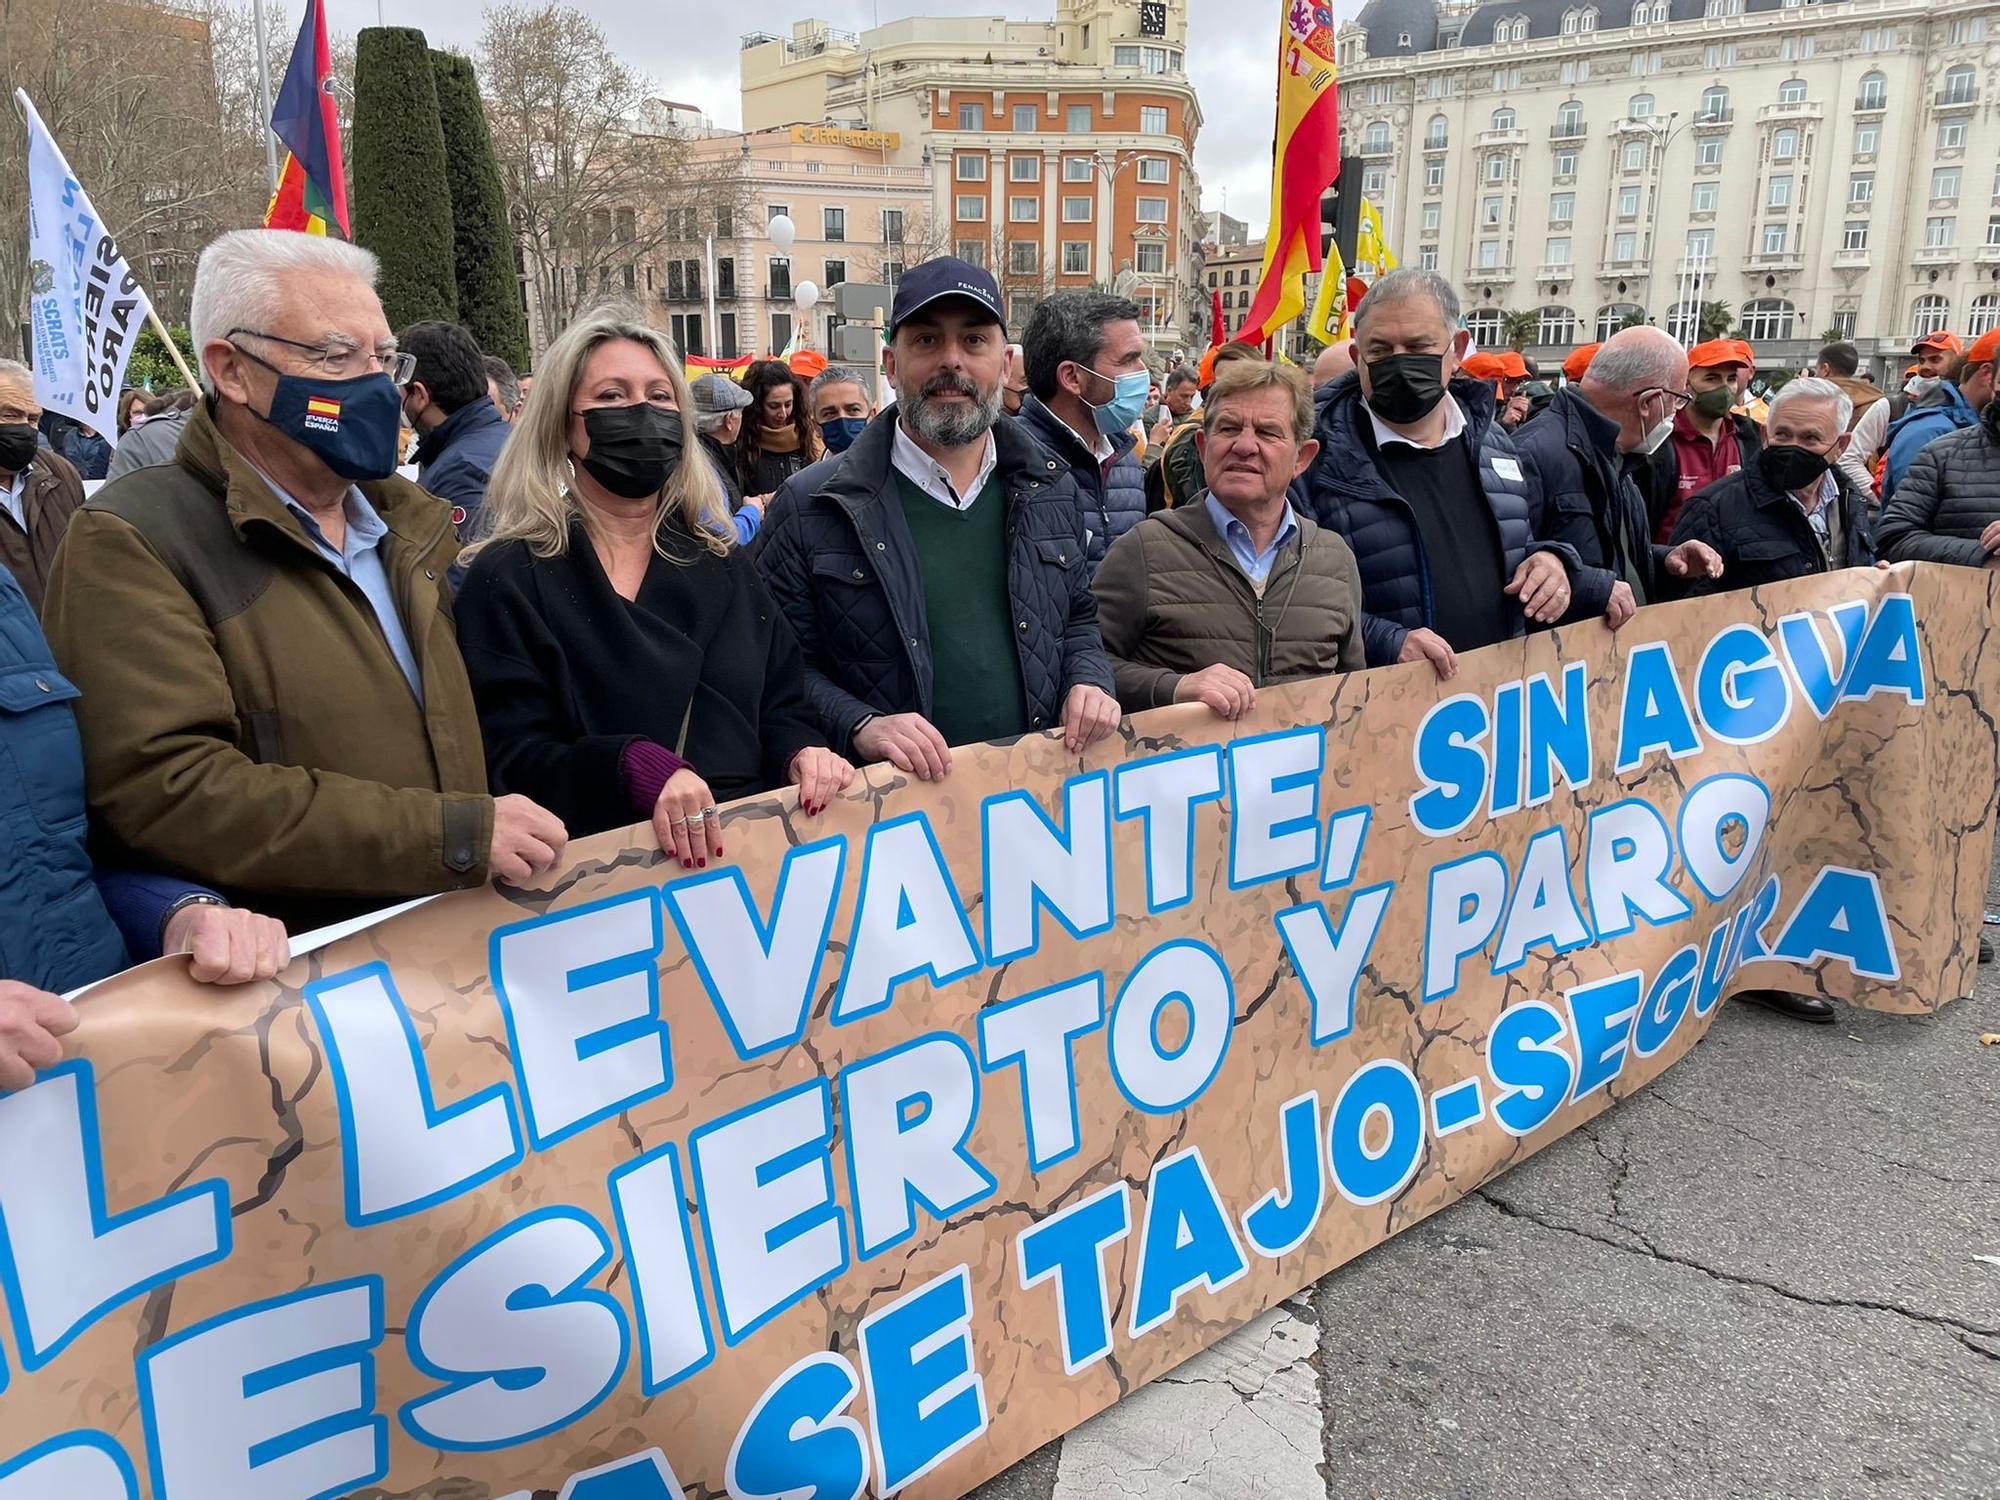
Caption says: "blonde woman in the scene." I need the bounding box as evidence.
[455,307,853,870]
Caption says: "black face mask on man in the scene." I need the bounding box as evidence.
[1758,442,1834,494]
[577,404,684,499]
[0,424,38,474]
[1364,353,1447,426]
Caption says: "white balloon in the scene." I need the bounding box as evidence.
[794,280,820,311]
[768,213,796,252]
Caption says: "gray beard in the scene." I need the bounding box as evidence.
[900,381,1003,448]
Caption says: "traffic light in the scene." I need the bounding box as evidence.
[1319,157,1364,269]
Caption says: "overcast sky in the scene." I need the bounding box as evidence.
[320,0,1279,231]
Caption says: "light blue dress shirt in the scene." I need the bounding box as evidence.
[1,464,29,533]
[263,476,425,705]
[1203,491,1300,587]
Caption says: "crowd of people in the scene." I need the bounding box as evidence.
[2,230,1996,1087]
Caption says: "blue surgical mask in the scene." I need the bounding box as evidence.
[821,415,869,453]
[1079,365,1152,436]
[242,354,405,481]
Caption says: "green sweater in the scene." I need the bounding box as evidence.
[894,470,1028,747]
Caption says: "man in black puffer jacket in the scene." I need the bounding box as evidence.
[759,257,1120,781]
[1877,394,2000,570]
[1294,268,1583,669]
[1015,290,1150,577]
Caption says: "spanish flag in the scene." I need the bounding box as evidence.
[1235,1,1342,345]
[264,0,348,236]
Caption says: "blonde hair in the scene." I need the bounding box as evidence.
[472,304,732,561]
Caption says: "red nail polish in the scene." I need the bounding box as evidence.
[698,859,707,868]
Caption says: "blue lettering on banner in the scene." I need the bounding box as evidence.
[725,1354,867,1500]
[857,1267,988,1496]
[1129,1148,1248,1338]
[1015,1184,1132,1374]
[1410,693,1490,837]
[1326,1059,1423,1206]
[1241,1092,1325,1258]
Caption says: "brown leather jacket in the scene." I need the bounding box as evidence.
[0,448,86,613]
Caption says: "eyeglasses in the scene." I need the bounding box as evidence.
[228,328,417,387]
[1641,385,1695,412]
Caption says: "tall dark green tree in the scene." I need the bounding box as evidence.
[350,27,458,328]
[431,50,529,369]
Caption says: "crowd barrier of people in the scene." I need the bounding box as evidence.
[3,232,1996,1088]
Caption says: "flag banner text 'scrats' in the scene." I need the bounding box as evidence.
[0,566,1991,1499]
[19,91,151,429]
[1238,0,1341,344]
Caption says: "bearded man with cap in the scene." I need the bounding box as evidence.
[757,256,1120,780]
[1633,338,1763,542]
[1848,330,1964,503]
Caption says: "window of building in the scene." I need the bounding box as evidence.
[1141,106,1169,134]
[957,195,987,221]
[767,256,791,298]
[1740,298,1794,341]
[1364,121,1392,152]
[1138,157,1169,183]
[1940,119,1968,151]
[1596,303,1642,339]
[1989,217,2000,248]
[717,312,738,360]
[1773,128,1798,160]
[1910,295,1951,337]
[881,209,904,245]
[1423,202,1443,230]
[1699,87,1728,122]
[1136,195,1169,222]
[1951,17,1987,44]
[955,239,986,267]
[1010,155,1042,182]
[1857,72,1887,110]
[1942,64,1976,106]
[1013,104,1038,132]
[824,258,846,287]
[768,312,791,352]
[1545,237,1572,265]
[1008,293,1037,326]
[1830,309,1856,339]
[1768,175,1792,209]
[1934,168,1962,202]
[1849,172,1874,205]
[1113,44,1140,66]
[1854,123,1878,156]
[1556,101,1583,136]
[1062,241,1090,275]
[1010,195,1040,222]
[1970,294,2000,335]
[957,153,987,181]
[1426,115,1449,149]
[767,203,790,226]
[1487,155,1508,182]
[1842,221,1868,251]
[1555,148,1579,177]
[823,207,845,241]
[1685,228,1713,259]
[1778,78,1807,105]
[1067,104,1092,133]
[1063,156,1093,182]
[1703,44,1736,69]
[1925,216,1956,248]
[1478,240,1501,269]
[1779,35,1815,61]
[1550,191,1575,221]
[1538,305,1577,342]
[1491,107,1516,130]
[1136,241,1166,274]
[1622,140,1647,171]
[1483,195,1504,226]
[1008,242,1038,275]
[1614,230,1639,260]
[1581,6,1598,28]
[1560,58,1593,83]
[1419,245,1440,270]
[1691,181,1718,212]
[959,103,984,130]
[1628,93,1655,119]
[1696,138,1723,166]
[1466,309,1506,344]
[1062,196,1092,221]
[1145,46,1171,73]
[1428,159,1447,188]
[1619,184,1641,217]
[1761,224,1786,255]
[1364,166,1388,195]
[716,205,734,239]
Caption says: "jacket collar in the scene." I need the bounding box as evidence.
[414,396,505,468]
[1555,386,1622,460]
[824,404,1062,520]
[1016,392,1137,466]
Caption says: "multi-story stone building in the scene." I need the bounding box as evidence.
[1336,0,2000,373]
[1205,236,1270,341]
[738,0,1205,355]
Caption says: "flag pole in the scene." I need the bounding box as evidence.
[252,0,280,194]
[145,308,202,390]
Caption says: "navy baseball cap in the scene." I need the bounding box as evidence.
[886,256,1006,337]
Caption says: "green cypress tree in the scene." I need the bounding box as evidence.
[350,26,458,328]
[431,50,529,370]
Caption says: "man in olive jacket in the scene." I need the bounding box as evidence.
[1094,361,1370,719]
[41,229,566,933]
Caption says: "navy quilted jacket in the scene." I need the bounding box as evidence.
[1295,373,1570,666]
[756,409,1117,753]
[1013,394,1146,577]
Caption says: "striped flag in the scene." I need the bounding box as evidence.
[264,0,348,236]
[1235,0,1341,344]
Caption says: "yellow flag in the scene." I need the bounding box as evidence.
[1306,245,1348,346]
[1356,198,1398,276]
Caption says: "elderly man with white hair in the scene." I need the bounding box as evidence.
[40,229,569,934]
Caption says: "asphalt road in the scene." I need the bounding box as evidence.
[972,867,2000,1500]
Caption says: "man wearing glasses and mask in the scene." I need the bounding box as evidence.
[41,230,568,935]
[1513,325,1725,630]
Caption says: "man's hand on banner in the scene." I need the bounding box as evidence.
[1664,539,1725,581]
[854,712,954,782]
[1062,684,1123,753]
[0,981,77,1091]
[1398,627,1458,680]
[1604,581,1638,630]
[1505,551,1572,624]
[165,904,290,985]
[491,794,569,885]
[1174,663,1258,720]
[789,746,857,816]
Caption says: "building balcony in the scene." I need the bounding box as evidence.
[1757,101,1824,124]
[1853,94,1887,115]
[1743,250,1804,274]
[1358,140,1394,159]
[1612,115,1661,136]
[1423,138,1450,153]
[1915,244,1962,267]
[1677,256,1720,281]
[1977,242,2000,266]
[1474,127,1528,148]
[1537,262,1576,283]
[1465,259,1516,282]
[1549,122,1587,141]
[1935,88,1978,110]
[1597,257,1650,278]
[1691,108,1733,131]
[1832,247,1872,270]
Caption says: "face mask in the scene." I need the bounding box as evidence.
[1078,365,1151,436]
[256,369,405,481]
[1692,385,1734,419]
[820,416,869,453]
[1905,374,1941,399]
[578,404,684,500]
[1365,353,1447,425]
[0,424,38,474]
[1759,443,1832,493]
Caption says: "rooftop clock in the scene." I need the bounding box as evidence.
[1139,1,1167,37]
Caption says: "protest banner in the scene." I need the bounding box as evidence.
[0,564,1991,1500]
[18,90,154,428]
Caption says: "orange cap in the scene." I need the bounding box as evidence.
[1729,339,1756,369]
[1562,342,1601,382]
[1966,327,2000,366]
[788,350,829,379]
[1688,339,1750,370]
[1460,350,1527,382]
[1912,330,1964,355]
